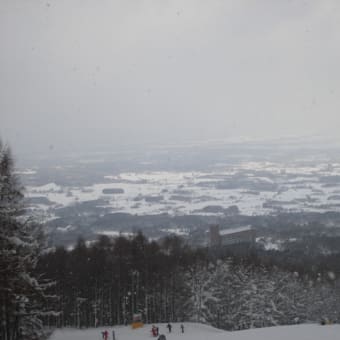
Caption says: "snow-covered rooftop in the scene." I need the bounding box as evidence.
[220,225,252,235]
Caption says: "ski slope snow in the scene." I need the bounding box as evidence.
[48,322,339,340]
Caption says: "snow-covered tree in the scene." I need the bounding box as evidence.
[0,141,50,340]
[187,258,332,331]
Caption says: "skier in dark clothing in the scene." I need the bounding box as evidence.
[167,323,172,333]
[158,335,166,340]
[180,324,184,333]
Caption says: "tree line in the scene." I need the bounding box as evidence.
[37,233,202,328]
[37,232,340,330]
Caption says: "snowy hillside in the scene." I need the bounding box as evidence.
[49,322,339,340]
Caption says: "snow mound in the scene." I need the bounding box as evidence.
[49,322,339,340]
[35,182,62,192]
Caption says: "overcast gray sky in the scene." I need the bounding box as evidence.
[1,0,340,155]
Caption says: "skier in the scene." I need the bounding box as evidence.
[152,325,157,337]
[112,329,116,340]
[167,323,172,333]
[102,330,109,340]
[158,335,166,340]
[180,324,184,333]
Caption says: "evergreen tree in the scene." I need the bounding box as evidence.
[0,141,50,340]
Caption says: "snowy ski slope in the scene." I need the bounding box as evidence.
[49,322,339,340]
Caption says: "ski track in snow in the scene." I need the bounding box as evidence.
[48,322,339,340]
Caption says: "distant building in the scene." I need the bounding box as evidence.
[209,225,255,247]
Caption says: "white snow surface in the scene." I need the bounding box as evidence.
[14,168,37,175]
[48,322,339,340]
[96,230,134,237]
[25,161,340,220]
[220,226,252,235]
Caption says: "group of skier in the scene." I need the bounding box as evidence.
[151,323,185,337]
[100,323,185,340]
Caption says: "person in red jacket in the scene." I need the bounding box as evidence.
[152,325,157,337]
[102,330,109,340]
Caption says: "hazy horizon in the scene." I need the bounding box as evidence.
[1,0,340,155]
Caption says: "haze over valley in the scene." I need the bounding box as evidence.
[15,137,340,248]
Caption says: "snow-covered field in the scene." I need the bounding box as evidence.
[25,161,340,219]
[48,322,339,340]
